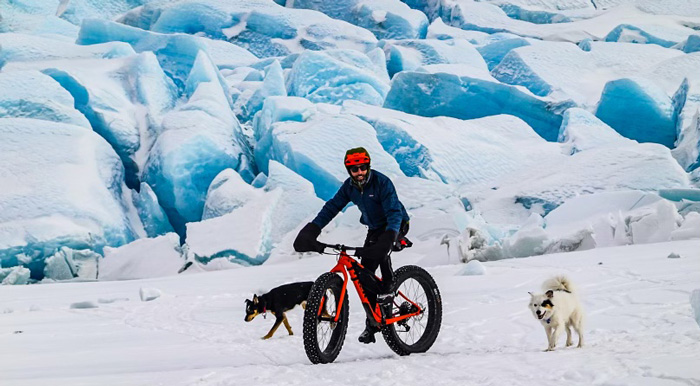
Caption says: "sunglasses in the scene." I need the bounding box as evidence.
[348,164,369,173]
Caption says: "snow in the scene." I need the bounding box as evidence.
[439,2,700,45]
[458,259,486,275]
[0,240,698,384]
[101,233,185,281]
[0,32,135,66]
[290,0,429,39]
[692,289,700,328]
[558,108,636,155]
[0,70,90,128]
[491,40,684,108]
[379,38,488,77]
[671,212,700,241]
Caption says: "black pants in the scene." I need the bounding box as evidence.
[361,221,409,331]
[362,221,410,296]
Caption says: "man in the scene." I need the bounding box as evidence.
[294,147,410,344]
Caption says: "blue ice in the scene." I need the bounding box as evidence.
[286,49,390,106]
[119,0,378,58]
[239,60,287,122]
[384,70,570,141]
[132,183,175,238]
[595,77,677,148]
[42,52,178,189]
[477,37,531,70]
[290,0,428,39]
[605,24,684,48]
[142,53,249,238]
[679,35,700,53]
[77,19,257,92]
[253,96,402,200]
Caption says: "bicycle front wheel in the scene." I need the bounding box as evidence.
[302,272,349,364]
[381,265,442,356]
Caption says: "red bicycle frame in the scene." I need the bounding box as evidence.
[318,249,422,326]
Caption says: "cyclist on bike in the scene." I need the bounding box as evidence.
[294,147,410,344]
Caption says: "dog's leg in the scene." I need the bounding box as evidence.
[574,316,584,348]
[282,313,294,336]
[549,324,564,351]
[544,325,554,351]
[565,322,573,347]
[262,314,283,340]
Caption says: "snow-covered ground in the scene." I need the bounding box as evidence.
[2,239,698,386]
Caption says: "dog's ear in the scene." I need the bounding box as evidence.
[545,290,554,299]
[528,291,533,297]
[253,294,259,304]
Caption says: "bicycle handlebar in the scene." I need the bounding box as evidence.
[319,242,362,254]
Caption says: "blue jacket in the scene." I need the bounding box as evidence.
[312,170,409,233]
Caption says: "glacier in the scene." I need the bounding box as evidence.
[342,101,560,185]
[384,69,572,141]
[289,0,428,40]
[491,40,683,106]
[101,232,185,280]
[558,108,637,155]
[142,52,249,238]
[0,118,143,279]
[595,77,678,148]
[77,19,259,91]
[186,161,323,264]
[3,48,179,190]
[118,0,378,58]
[2,0,700,281]
[380,38,487,77]
[0,70,90,128]
[286,49,390,106]
[253,96,402,200]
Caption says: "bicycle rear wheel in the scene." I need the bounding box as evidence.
[303,272,349,364]
[381,265,442,355]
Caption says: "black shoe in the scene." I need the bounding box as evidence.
[358,326,377,344]
[377,293,394,319]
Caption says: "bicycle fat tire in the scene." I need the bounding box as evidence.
[381,265,442,356]
[303,272,349,364]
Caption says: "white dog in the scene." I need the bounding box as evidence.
[528,276,584,351]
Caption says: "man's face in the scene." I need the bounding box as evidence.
[349,163,369,183]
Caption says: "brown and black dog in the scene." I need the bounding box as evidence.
[245,281,314,340]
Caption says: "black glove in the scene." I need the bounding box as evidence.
[359,230,396,262]
[293,223,324,253]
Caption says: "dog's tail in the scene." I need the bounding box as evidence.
[542,275,576,294]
